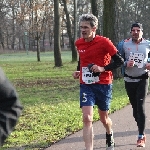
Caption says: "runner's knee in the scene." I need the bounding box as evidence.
[83,114,93,123]
[100,116,111,125]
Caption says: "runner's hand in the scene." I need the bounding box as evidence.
[145,63,150,70]
[72,71,80,79]
[91,65,105,73]
[127,60,135,67]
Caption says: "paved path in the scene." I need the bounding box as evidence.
[46,95,150,150]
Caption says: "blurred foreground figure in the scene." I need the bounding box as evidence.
[0,68,23,146]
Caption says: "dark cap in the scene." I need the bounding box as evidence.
[131,22,143,31]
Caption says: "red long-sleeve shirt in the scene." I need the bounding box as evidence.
[75,35,118,84]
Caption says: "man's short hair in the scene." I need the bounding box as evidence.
[131,22,143,31]
[79,14,98,28]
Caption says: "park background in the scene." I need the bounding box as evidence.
[0,0,150,149]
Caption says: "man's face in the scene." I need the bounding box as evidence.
[80,21,96,41]
[131,27,143,41]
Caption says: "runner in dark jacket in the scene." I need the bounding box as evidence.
[0,68,23,146]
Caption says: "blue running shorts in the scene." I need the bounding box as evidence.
[80,84,112,111]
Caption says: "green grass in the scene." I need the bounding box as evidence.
[0,51,129,150]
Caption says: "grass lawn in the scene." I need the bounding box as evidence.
[0,51,129,150]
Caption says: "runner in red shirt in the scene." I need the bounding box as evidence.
[72,14,124,150]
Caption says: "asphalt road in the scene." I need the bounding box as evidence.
[46,94,150,150]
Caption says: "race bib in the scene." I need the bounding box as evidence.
[129,53,144,68]
[82,67,100,84]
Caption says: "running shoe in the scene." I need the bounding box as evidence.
[137,135,146,147]
[106,130,115,150]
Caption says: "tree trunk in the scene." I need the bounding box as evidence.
[103,0,121,79]
[74,0,77,42]
[103,0,116,43]
[54,0,63,67]
[90,0,100,35]
[48,28,53,48]
[42,32,45,52]
[35,6,41,62]
[62,0,77,62]
[11,6,15,50]
[0,27,4,49]
[6,29,9,49]
[37,34,40,62]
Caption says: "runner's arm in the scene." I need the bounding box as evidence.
[77,58,80,71]
[76,51,124,71]
[104,51,124,71]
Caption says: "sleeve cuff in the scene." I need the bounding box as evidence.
[124,61,127,67]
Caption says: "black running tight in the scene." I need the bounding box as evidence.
[125,79,149,135]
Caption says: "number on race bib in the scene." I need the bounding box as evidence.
[129,53,144,68]
[82,67,100,84]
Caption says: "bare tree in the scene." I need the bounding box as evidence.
[54,0,63,67]
[61,0,77,62]
[74,0,77,42]
[103,0,121,78]
[103,0,117,44]
[1,0,150,65]
[16,0,51,61]
[90,0,100,34]
[0,28,4,49]
[0,3,5,49]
